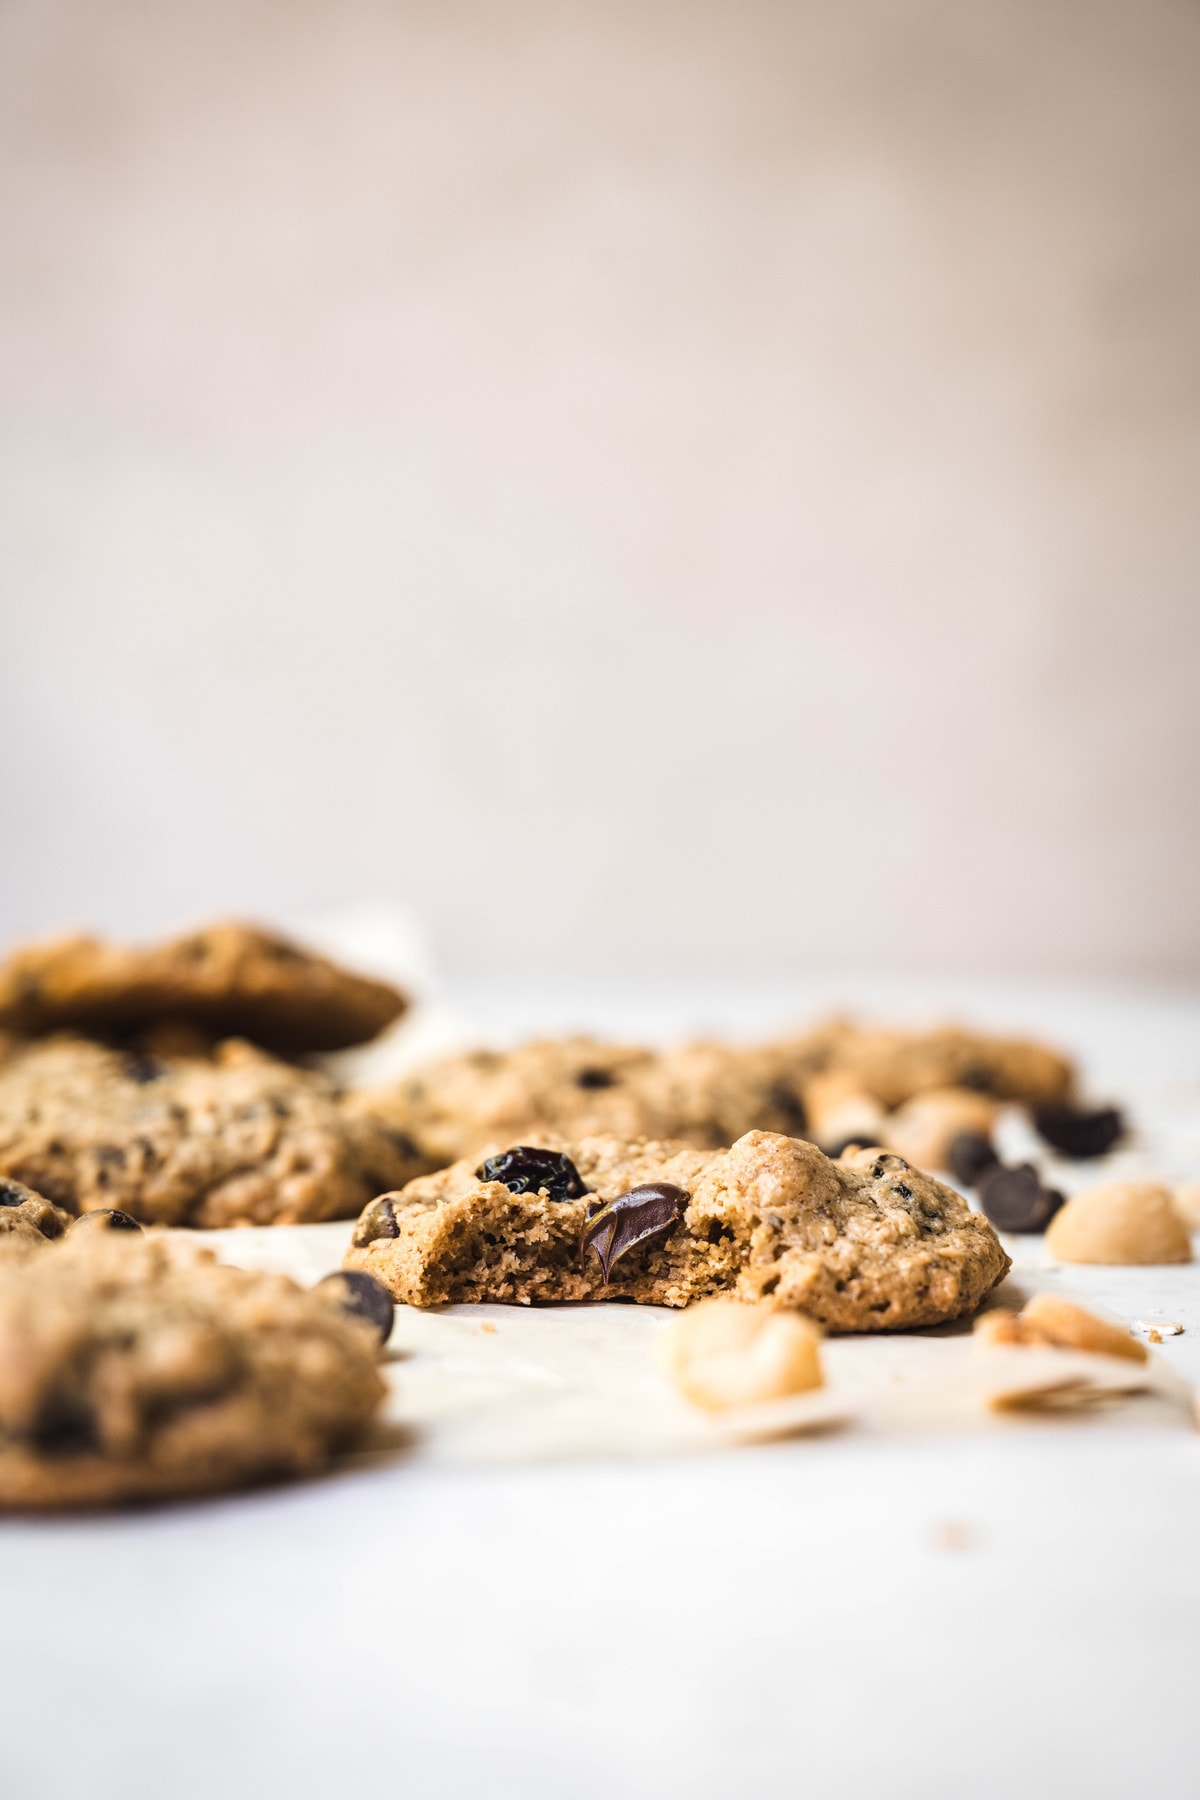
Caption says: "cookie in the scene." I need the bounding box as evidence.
[0,1035,425,1227]
[358,1036,808,1169]
[788,1020,1075,1109]
[0,1176,72,1249]
[346,1130,1009,1331]
[0,1233,386,1508]
[0,920,407,1052]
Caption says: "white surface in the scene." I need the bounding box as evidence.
[2,980,1200,1800]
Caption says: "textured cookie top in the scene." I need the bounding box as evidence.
[347,1129,1010,1330]
[0,1175,71,1249]
[359,1036,809,1167]
[0,921,407,1052]
[0,1234,385,1508]
[784,1020,1075,1109]
[0,1035,423,1227]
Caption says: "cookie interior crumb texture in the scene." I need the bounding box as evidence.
[346,1129,1010,1330]
[0,1234,386,1508]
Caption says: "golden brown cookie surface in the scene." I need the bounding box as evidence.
[0,921,406,1052]
[0,1035,424,1226]
[346,1129,1009,1330]
[0,1234,385,1508]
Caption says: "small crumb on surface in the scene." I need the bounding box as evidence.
[928,1519,980,1552]
[479,1322,497,1334]
[1134,1320,1183,1337]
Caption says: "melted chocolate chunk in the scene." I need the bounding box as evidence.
[947,1131,1001,1187]
[580,1182,691,1283]
[1032,1103,1125,1160]
[977,1163,1064,1234]
[475,1146,587,1202]
[0,1179,31,1208]
[353,1195,400,1245]
[316,1270,395,1345]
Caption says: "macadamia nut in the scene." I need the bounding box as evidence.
[975,1293,1147,1363]
[1044,1182,1192,1265]
[802,1073,887,1154]
[1173,1184,1200,1229]
[883,1087,997,1172]
[660,1298,824,1411]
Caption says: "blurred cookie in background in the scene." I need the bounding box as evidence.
[0,920,407,1054]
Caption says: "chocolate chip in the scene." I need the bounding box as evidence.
[977,1163,1064,1233]
[768,1084,808,1135]
[315,1270,395,1345]
[892,1183,913,1200]
[123,1054,166,1084]
[0,1179,32,1208]
[1031,1103,1125,1160]
[475,1146,587,1202]
[353,1195,400,1246]
[385,1128,420,1161]
[579,1182,690,1283]
[575,1067,616,1090]
[947,1131,1001,1187]
[71,1208,143,1233]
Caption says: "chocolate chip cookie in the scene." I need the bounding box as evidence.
[346,1129,1009,1331]
[0,1035,425,1227]
[357,1036,808,1169]
[786,1020,1075,1109]
[0,1176,71,1249]
[0,921,407,1052]
[0,1233,386,1508]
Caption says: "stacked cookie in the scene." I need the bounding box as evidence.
[0,921,422,1225]
[0,921,413,1506]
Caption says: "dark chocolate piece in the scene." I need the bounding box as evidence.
[123,1054,166,1085]
[475,1146,587,1202]
[71,1208,143,1233]
[977,1163,1064,1234]
[947,1131,1001,1187]
[767,1084,808,1135]
[1031,1103,1124,1160]
[580,1182,691,1283]
[316,1269,395,1344]
[575,1067,616,1090]
[352,1195,400,1246]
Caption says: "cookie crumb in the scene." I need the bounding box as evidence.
[479,1322,497,1334]
[1134,1319,1182,1338]
[929,1519,979,1552]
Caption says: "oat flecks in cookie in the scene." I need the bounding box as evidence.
[346,1130,1010,1331]
[0,1035,425,1227]
[358,1019,1075,1179]
[0,1234,386,1509]
[357,1036,812,1169]
[0,1176,72,1250]
[0,920,407,1052]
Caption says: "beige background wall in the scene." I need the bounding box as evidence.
[1,0,1198,980]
